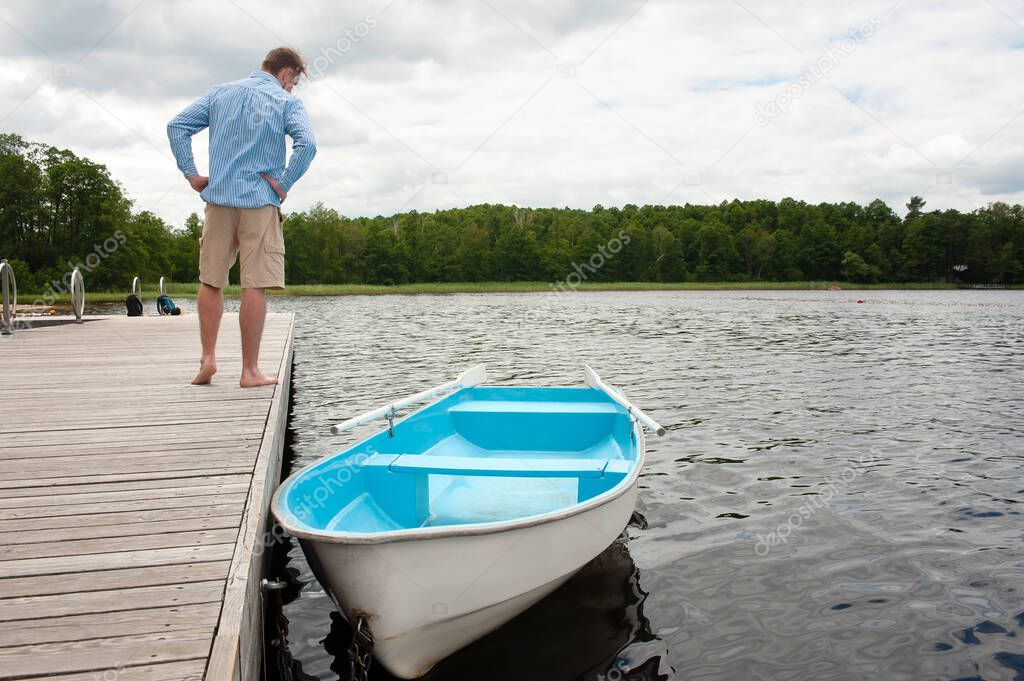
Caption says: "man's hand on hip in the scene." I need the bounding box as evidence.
[261,174,288,203]
[188,175,209,193]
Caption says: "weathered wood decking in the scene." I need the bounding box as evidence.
[0,313,294,680]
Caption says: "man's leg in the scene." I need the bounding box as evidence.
[193,203,236,386]
[239,286,277,387]
[237,205,284,388]
[192,282,223,385]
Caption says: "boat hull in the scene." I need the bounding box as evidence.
[274,384,651,678]
[299,481,638,679]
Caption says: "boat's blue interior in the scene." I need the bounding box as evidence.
[279,386,639,533]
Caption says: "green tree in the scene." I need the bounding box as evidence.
[696,221,739,280]
[841,251,881,282]
[905,195,926,221]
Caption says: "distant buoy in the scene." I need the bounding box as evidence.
[856,299,865,304]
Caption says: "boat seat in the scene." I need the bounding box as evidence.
[447,400,625,451]
[360,454,634,523]
[448,400,621,414]
[363,454,610,478]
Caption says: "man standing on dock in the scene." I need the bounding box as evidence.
[167,47,316,387]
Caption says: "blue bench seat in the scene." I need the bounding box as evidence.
[369,453,609,478]
[358,454,634,527]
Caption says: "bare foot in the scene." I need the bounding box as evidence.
[191,360,217,385]
[240,369,278,388]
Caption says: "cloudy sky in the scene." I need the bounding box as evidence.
[2,0,1022,228]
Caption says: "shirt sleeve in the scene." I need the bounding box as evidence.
[166,90,212,178]
[279,99,317,193]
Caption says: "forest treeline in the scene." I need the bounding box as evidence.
[2,133,1022,292]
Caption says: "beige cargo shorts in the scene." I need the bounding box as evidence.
[199,203,285,290]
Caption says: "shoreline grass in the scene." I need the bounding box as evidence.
[14,280,1017,306]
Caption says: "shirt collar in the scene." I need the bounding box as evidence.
[249,70,280,86]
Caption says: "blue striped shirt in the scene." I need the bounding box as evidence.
[167,70,317,208]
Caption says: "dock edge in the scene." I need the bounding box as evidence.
[205,312,295,681]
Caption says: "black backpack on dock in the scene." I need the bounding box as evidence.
[126,294,143,317]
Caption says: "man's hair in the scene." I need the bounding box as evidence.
[262,47,306,75]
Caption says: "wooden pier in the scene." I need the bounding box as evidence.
[0,313,294,681]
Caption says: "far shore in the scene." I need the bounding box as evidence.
[14,280,1019,307]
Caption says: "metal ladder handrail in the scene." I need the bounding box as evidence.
[1,259,17,335]
[71,266,85,322]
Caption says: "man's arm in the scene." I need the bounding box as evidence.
[167,91,212,182]
[278,99,317,193]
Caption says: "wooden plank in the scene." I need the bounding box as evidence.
[2,365,283,376]
[1,450,257,473]
[0,492,249,520]
[3,349,288,358]
[0,460,255,483]
[0,543,236,578]
[0,421,267,447]
[0,473,251,499]
[0,393,271,409]
[0,414,269,436]
[0,364,285,380]
[0,462,255,487]
[1,384,268,399]
[0,437,262,461]
[0,602,220,647]
[0,477,249,503]
[0,629,212,678]
[34,659,206,681]
[3,527,239,560]
[0,428,266,448]
[0,467,254,490]
[0,482,250,509]
[0,561,229,599]
[0,503,243,533]
[4,328,289,341]
[0,514,238,546]
[1,358,287,373]
[0,383,274,398]
[0,401,268,425]
[0,413,266,435]
[0,581,227,621]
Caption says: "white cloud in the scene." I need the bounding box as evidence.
[1,0,1021,229]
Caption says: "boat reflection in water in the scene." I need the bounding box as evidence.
[269,526,668,681]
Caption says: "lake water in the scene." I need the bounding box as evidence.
[112,290,1024,680]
